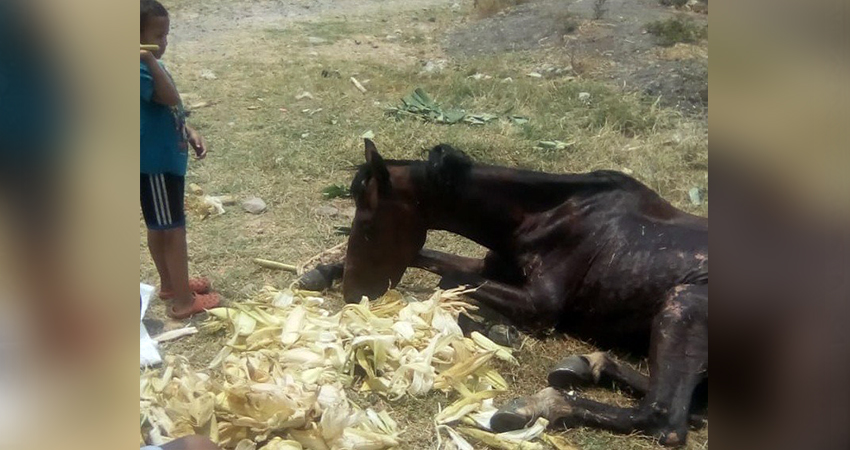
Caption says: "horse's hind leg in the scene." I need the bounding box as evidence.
[640,283,708,444]
[548,351,649,396]
[492,284,708,446]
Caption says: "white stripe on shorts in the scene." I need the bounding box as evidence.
[149,175,165,225]
[156,174,173,224]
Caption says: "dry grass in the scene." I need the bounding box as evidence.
[474,0,530,18]
[142,1,708,448]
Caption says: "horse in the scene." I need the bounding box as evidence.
[301,139,708,446]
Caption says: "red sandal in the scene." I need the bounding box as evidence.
[167,292,221,320]
[159,277,212,300]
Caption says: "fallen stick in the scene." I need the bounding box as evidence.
[350,77,367,94]
[297,241,348,275]
[254,258,298,273]
[153,326,198,343]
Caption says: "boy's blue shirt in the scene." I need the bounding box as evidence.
[140,60,188,175]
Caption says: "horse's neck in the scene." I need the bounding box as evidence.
[425,167,613,253]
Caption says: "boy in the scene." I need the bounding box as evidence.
[141,0,219,319]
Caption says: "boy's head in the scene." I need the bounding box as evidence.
[140,0,169,59]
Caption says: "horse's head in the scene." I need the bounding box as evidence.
[342,139,428,303]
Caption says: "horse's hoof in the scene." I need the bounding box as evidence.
[656,429,687,447]
[490,398,534,432]
[487,324,520,347]
[458,313,489,336]
[297,269,331,291]
[547,355,593,389]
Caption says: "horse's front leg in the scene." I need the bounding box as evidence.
[412,249,561,328]
[297,262,345,291]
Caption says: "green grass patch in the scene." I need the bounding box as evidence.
[646,16,708,46]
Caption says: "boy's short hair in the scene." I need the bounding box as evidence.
[140,0,168,30]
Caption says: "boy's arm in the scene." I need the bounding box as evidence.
[140,50,181,106]
[186,125,207,159]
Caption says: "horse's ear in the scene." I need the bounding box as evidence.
[364,139,391,194]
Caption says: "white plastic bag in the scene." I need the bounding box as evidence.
[140,283,161,367]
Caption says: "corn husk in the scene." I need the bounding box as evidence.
[457,426,546,450]
[438,425,475,450]
[543,433,581,450]
[259,438,303,450]
[185,190,227,219]
[470,332,518,365]
[140,286,528,449]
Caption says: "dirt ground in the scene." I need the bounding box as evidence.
[142,0,709,448]
[445,0,708,116]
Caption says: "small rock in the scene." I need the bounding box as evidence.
[307,36,327,44]
[622,168,634,175]
[295,91,314,100]
[420,59,448,74]
[527,72,543,78]
[242,197,267,214]
[451,2,460,9]
[689,187,705,206]
[301,132,310,138]
[199,69,217,80]
[578,92,591,102]
[385,35,398,41]
[308,51,319,57]
[314,206,339,217]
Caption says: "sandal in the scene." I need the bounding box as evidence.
[159,277,212,300]
[167,292,221,320]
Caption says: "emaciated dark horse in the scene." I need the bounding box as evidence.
[303,139,708,446]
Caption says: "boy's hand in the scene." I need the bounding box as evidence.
[140,50,156,65]
[187,127,207,159]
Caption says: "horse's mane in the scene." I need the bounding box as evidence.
[350,143,638,201]
[350,144,471,199]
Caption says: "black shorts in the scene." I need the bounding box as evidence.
[140,173,185,230]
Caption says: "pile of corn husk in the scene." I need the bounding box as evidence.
[185,183,236,219]
[140,286,567,450]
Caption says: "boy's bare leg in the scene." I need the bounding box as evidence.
[158,227,193,315]
[147,230,172,295]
